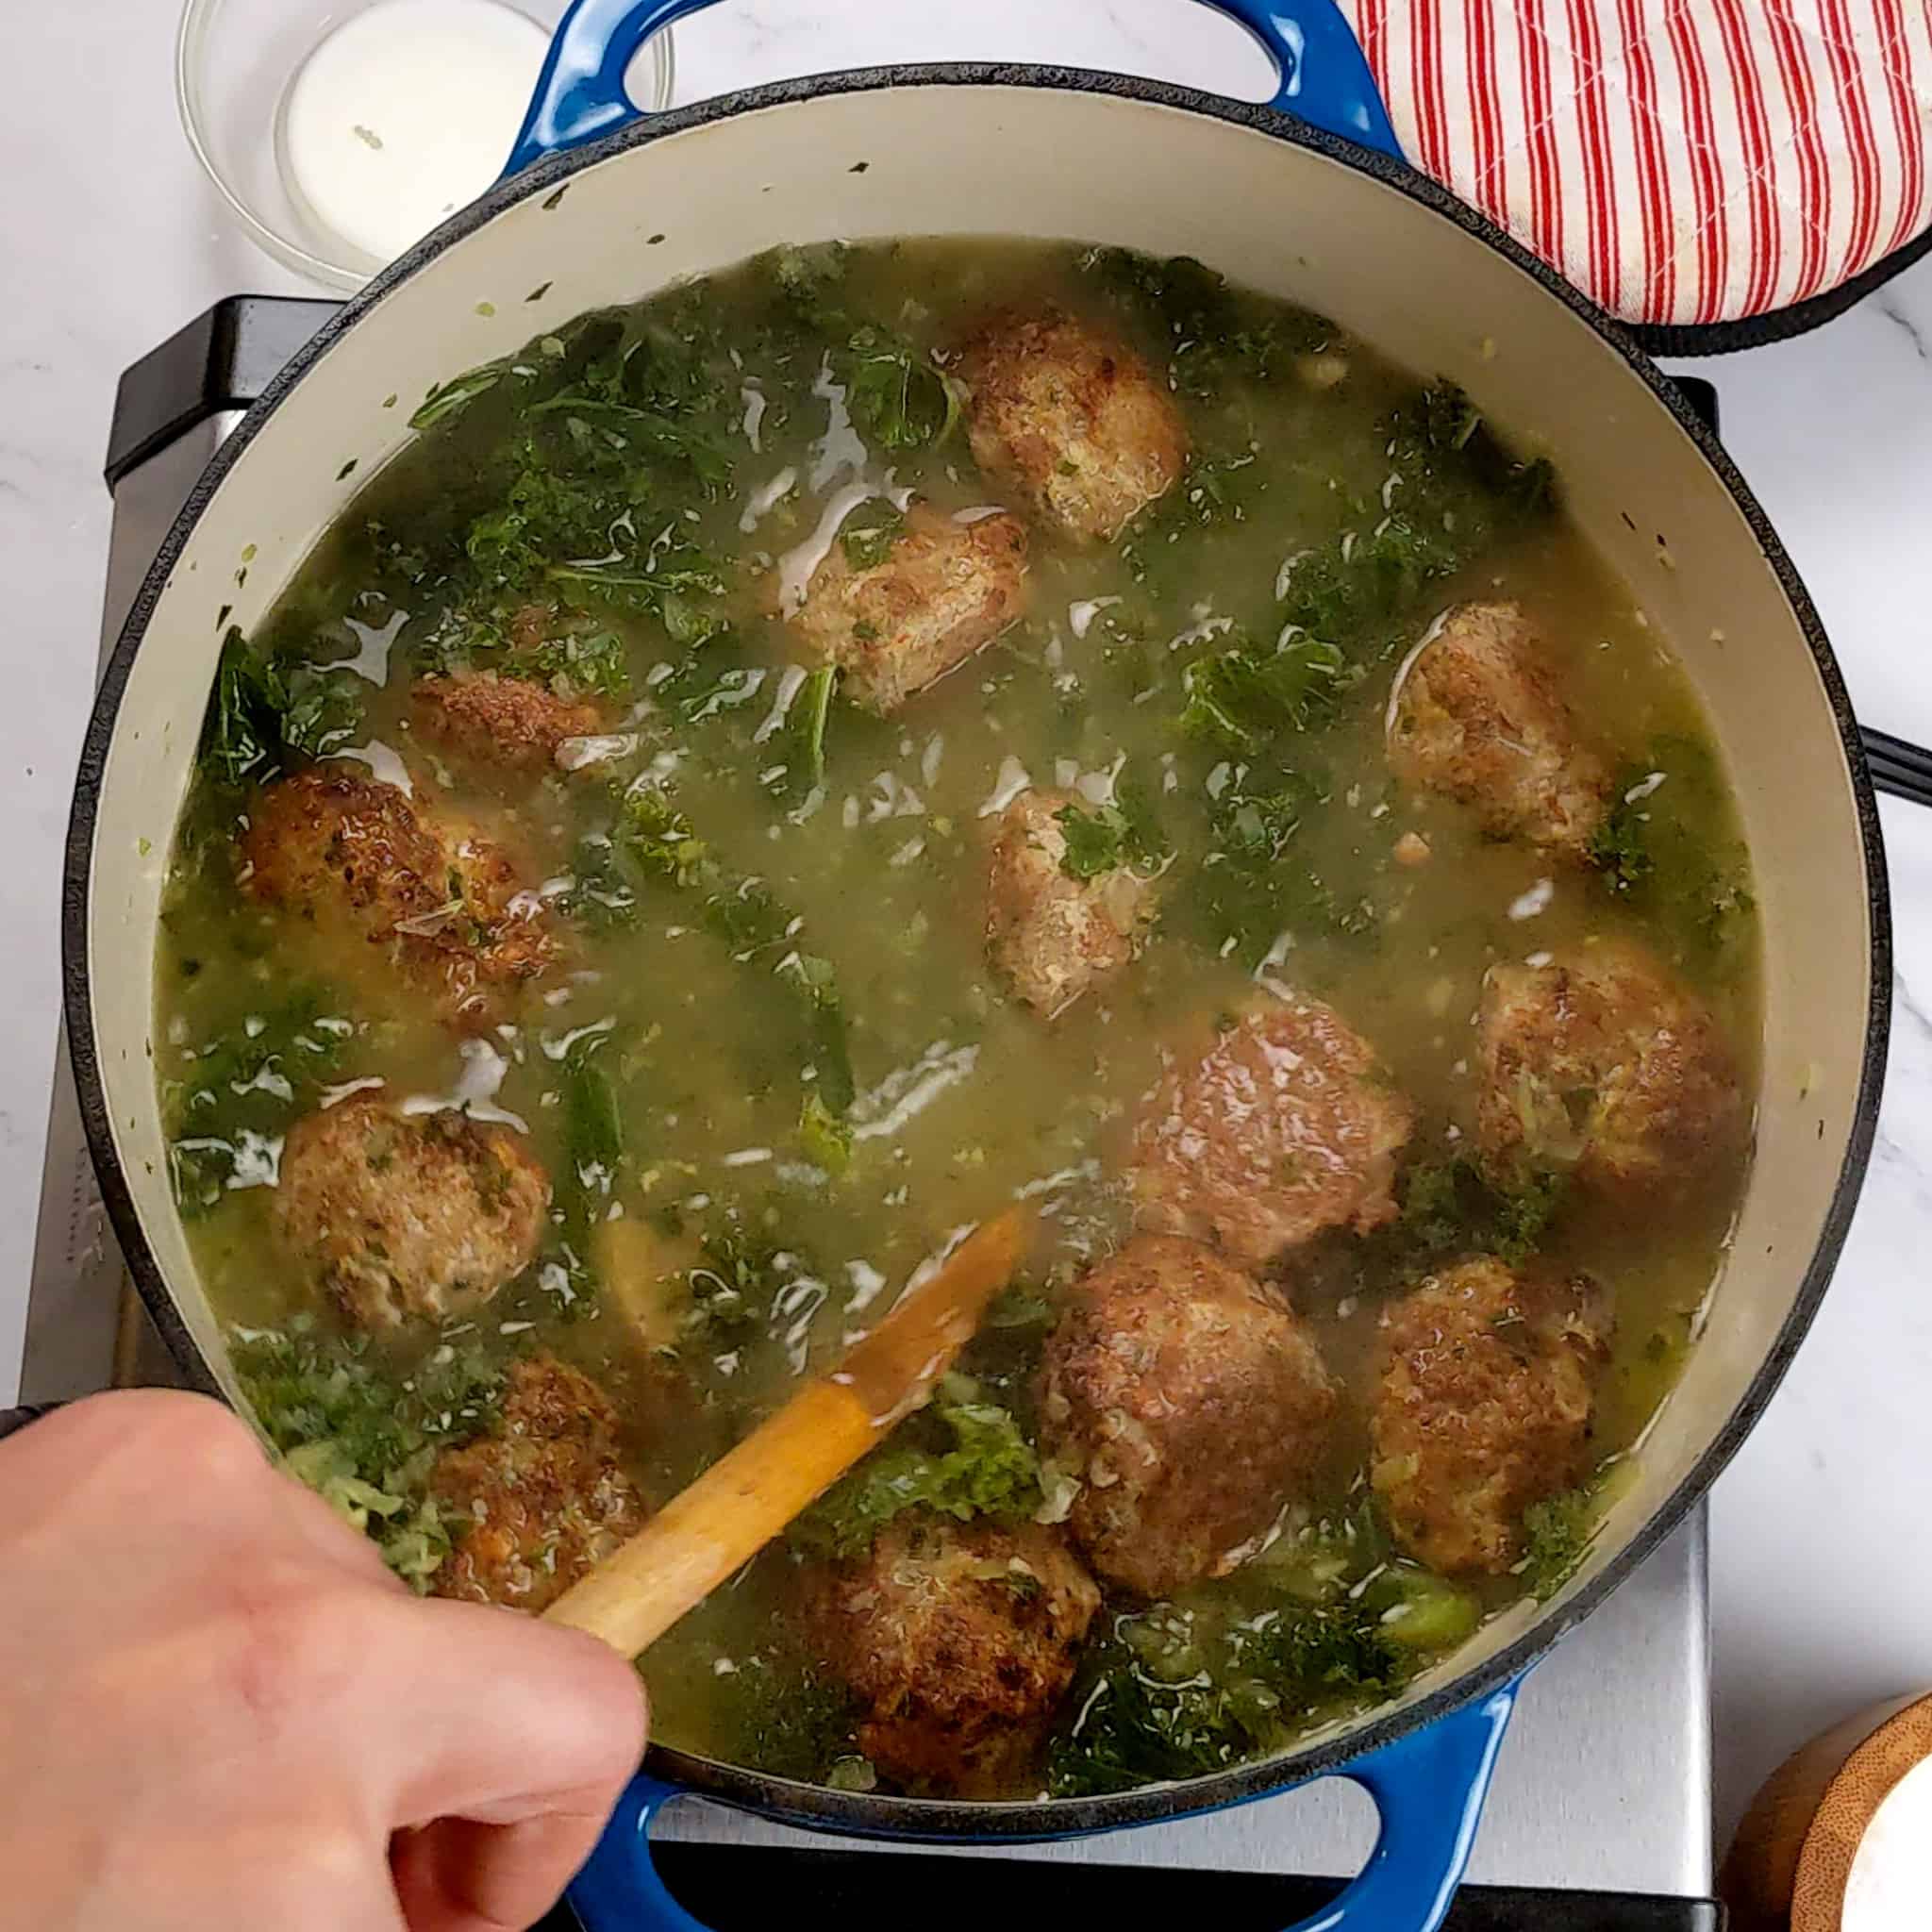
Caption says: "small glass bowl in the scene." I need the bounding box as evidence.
[177,0,676,291]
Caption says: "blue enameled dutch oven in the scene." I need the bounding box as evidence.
[64,3,1896,1927]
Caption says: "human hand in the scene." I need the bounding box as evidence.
[0,1390,646,1931]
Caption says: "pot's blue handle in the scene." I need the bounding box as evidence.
[501,0,1403,179]
[1288,1684,1519,1932]
[1211,0,1402,157]
[568,1773,710,1932]
[566,1683,1517,1932]
[503,0,705,175]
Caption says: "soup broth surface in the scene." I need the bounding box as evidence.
[157,239,1758,1801]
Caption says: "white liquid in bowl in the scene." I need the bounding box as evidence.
[1844,1754,1932,1930]
[278,0,550,268]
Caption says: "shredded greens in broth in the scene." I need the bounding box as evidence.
[157,239,1757,1802]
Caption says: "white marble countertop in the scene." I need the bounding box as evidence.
[6,0,1932,1871]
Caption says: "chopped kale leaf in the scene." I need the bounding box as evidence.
[1121,448,1269,582]
[673,1208,832,1374]
[1049,1506,1487,1797]
[1389,1156,1571,1269]
[1050,1653,1270,1794]
[164,991,351,1216]
[1384,380,1557,522]
[1261,380,1560,665]
[767,242,851,307]
[1177,631,1350,752]
[409,364,507,430]
[715,1649,859,1784]
[544,542,730,633]
[1050,1594,1407,1797]
[528,627,631,698]
[1519,1480,1606,1601]
[797,1090,852,1176]
[774,665,837,805]
[199,628,365,788]
[1081,247,1333,398]
[840,500,907,572]
[833,324,959,452]
[559,1034,625,1252]
[1238,1599,1402,1692]
[572,784,858,1118]
[613,784,710,887]
[776,950,856,1115]
[1053,786,1166,882]
[1275,516,1467,657]
[1589,737,1755,972]
[679,1223,779,1341]
[1490,1168,1569,1267]
[1181,763,1374,968]
[235,1323,504,1591]
[1055,802,1129,880]
[795,1400,1042,1558]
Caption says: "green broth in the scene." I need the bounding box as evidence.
[156,239,1757,1796]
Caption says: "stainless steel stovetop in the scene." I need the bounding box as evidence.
[22,300,1720,1924]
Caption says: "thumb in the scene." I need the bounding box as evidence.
[371,1598,646,1828]
[354,1596,645,1929]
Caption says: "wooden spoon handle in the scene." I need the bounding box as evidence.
[543,1208,1027,1658]
[543,1380,874,1657]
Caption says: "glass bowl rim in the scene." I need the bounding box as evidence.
[175,0,678,292]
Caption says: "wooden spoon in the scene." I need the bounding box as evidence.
[542,1208,1030,1658]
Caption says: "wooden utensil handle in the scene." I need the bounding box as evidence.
[544,1378,874,1657]
[543,1208,1027,1658]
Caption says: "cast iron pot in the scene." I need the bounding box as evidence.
[64,3,1893,1927]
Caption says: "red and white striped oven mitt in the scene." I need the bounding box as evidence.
[1339,0,1932,336]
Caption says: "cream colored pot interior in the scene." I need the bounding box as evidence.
[84,82,1874,1737]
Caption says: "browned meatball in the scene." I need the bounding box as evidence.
[1475,942,1746,1192]
[1127,992,1415,1268]
[274,1095,550,1331]
[1387,602,1607,857]
[412,672,609,772]
[1372,1257,1610,1575]
[787,504,1029,713]
[951,308,1187,541]
[798,1513,1100,1794]
[242,767,558,1029]
[1038,1235,1337,1597]
[984,788,1157,1016]
[430,1356,646,1612]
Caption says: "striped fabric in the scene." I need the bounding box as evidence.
[1337,0,1932,327]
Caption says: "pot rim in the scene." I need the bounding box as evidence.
[62,60,1891,1840]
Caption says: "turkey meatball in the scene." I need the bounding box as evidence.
[411,672,610,773]
[242,766,558,1029]
[274,1094,549,1331]
[952,308,1187,541]
[985,787,1157,1016]
[798,1513,1100,1794]
[431,1355,646,1613]
[1372,1257,1610,1575]
[1038,1235,1338,1597]
[1387,601,1607,857]
[786,503,1028,712]
[1127,991,1415,1268]
[1474,942,1747,1192]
